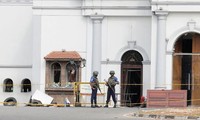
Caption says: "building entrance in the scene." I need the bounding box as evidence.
[121,50,143,107]
[173,33,200,106]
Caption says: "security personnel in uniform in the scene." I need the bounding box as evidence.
[104,70,119,108]
[90,71,100,108]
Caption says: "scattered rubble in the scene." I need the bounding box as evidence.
[130,107,200,119]
[139,107,200,117]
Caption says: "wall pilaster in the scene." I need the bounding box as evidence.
[90,15,104,78]
[155,10,168,89]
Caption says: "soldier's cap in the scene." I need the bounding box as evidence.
[93,71,99,76]
[109,70,115,74]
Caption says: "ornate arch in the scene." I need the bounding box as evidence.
[167,20,200,53]
[115,41,150,64]
[121,50,143,64]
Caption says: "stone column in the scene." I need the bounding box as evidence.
[155,10,168,89]
[60,62,66,87]
[90,15,104,78]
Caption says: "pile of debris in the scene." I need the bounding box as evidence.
[26,90,70,107]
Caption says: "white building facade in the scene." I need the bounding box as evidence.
[1,0,200,106]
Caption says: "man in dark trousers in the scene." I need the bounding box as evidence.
[104,70,119,108]
[90,71,100,108]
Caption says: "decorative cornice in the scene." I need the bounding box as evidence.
[151,1,200,5]
[101,60,121,65]
[33,6,151,10]
[32,6,81,10]
[101,60,151,65]
[82,6,151,10]
[0,0,32,5]
[154,10,169,20]
[90,14,104,23]
[154,10,169,16]
[0,65,32,68]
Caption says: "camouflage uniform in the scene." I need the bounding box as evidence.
[104,71,119,108]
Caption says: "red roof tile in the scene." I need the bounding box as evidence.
[44,51,81,60]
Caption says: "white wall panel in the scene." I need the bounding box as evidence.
[102,17,151,61]
[0,6,32,65]
[41,15,87,56]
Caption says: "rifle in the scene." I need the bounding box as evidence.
[97,85,102,94]
[92,80,102,94]
[93,84,102,94]
[104,79,115,92]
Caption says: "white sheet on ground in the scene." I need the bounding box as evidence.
[32,90,53,104]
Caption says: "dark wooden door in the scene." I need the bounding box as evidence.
[192,34,200,105]
[121,65,142,107]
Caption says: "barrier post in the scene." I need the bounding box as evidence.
[74,82,81,107]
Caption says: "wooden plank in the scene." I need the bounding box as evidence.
[173,40,182,90]
[192,34,200,105]
[147,90,187,108]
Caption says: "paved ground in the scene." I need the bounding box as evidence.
[0,106,142,120]
[1,106,199,120]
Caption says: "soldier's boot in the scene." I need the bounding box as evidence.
[95,104,99,108]
[104,104,108,108]
[91,104,95,108]
[113,104,116,108]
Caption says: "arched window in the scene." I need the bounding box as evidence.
[3,78,13,92]
[21,79,31,92]
[65,63,77,88]
[51,63,61,86]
